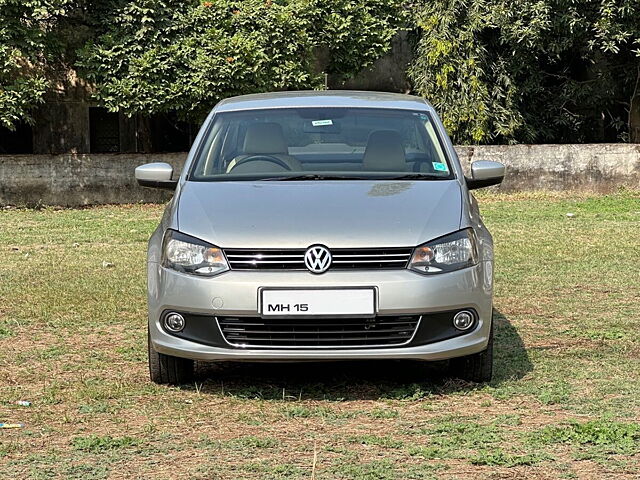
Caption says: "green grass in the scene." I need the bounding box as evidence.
[72,435,140,453]
[226,435,279,449]
[470,449,550,467]
[347,434,404,449]
[532,419,640,453]
[0,191,639,479]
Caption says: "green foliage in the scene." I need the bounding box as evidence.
[408,0,640,144]
[4,0,640,144]
[0,0,71,129]
[77,0,403,121]
[307,0,405,77]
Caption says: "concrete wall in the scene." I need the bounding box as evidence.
[456,144,640,192]
[1,144,639,206]
[0,153,185,206]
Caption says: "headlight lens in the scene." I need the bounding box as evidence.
[409,229,478,274]
[162,230,229,276]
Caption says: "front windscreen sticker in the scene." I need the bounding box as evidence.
[311,119,333,127]
[432,162,448,172]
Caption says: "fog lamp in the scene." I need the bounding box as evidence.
[164,312,185,333]
[453,310,475,331]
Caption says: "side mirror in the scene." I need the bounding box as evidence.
[135,163,178,190]
[466,161,505,190]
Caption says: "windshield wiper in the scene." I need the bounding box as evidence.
[384,173,449,180]
[261,174,365,181]
[259,173,450,181]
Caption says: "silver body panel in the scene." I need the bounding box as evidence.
[177,180,462,249]
[147,91,496,362]
[148,264,493,361]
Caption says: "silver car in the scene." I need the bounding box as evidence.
[135,91,505,385]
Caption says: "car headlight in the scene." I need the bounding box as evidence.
[409,229,478,274]
[162,230,229,276]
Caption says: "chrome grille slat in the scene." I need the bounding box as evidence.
[228,253,304,258]
[217,315,421,348]
[220,321,417,328]
[333,259,407,263]
[332,254,410,258]
[226,255,304,259]
[222,328,413,335]
[229,260,305,264]
[224,247,413,271]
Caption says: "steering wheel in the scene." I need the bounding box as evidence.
[228,155,292,172]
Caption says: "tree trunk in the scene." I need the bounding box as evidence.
[630,65,640,143]
[136,114,153,153]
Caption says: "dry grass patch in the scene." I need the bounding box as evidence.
[1,191,639,479]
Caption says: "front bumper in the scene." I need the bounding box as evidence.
[147,262,493,361]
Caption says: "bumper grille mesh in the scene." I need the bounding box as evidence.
[224,247,413,271]
[217,315,420,348]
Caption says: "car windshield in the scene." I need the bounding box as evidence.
[190,108,454,181]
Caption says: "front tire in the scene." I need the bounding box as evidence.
[449,316,493,383]
[148,329,194,385]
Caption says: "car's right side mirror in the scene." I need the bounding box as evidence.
[466,161,506,190]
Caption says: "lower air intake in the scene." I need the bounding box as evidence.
[216,315,421,348]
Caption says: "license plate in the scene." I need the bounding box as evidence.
[260,288,375,317]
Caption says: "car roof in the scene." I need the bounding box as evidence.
[215,90,434,113]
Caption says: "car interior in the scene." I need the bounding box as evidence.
[193,109,451,178]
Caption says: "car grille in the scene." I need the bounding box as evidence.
[216,315,421,348]
[223,247,413,271]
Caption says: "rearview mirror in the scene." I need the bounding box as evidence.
[135,163,178,190]
[466,161,505,190]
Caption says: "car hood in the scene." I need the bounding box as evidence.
[176,180,462,248]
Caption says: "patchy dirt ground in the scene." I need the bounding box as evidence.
[1,191,639,479]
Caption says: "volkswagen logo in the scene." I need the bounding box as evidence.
[304,245,332,274]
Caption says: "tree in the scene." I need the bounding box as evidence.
[77,0,403,122]
[408,0,640,144]
[0,0,72,130]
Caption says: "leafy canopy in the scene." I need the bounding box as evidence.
[408,0,640,144]
[3,0,640,145]
[0,0,73,129]
[77,0,403,121]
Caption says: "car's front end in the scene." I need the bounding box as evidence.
[148,260,493,363]
[136,91,505,384]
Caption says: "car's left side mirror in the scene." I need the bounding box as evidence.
[466,161,506,190]
[135,163,178,190]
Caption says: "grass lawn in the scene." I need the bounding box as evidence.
[0,190,639,479]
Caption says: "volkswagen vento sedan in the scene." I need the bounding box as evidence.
[135,91,505,385]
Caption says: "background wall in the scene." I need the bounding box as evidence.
[0,153,185,206]
[1,145,639,206]
[456,144,640,192]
